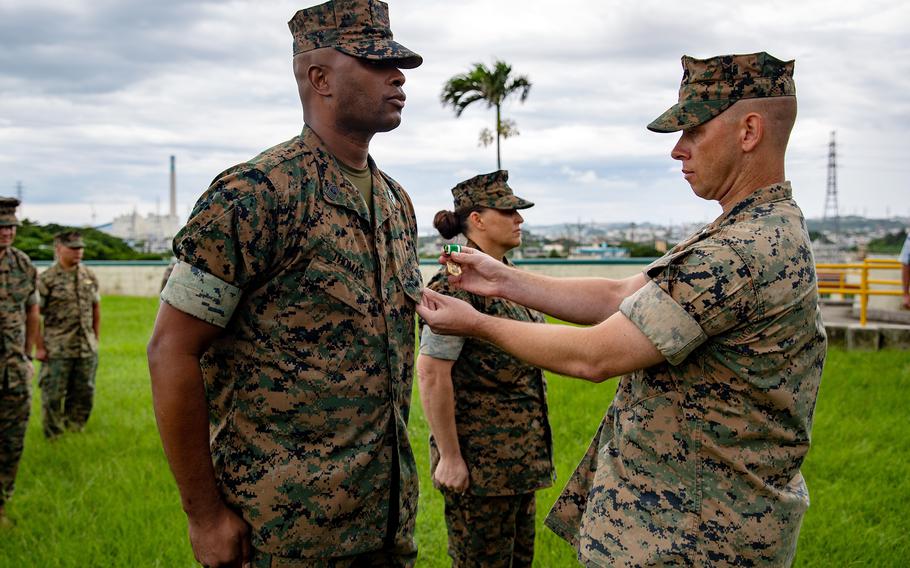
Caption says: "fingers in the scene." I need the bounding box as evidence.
[421,288,446,310]
[448,248,478,266]
[423,288,443,301]
[438,246,479,269]
[437,476,468,494]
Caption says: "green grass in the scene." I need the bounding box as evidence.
[1,297,908,566]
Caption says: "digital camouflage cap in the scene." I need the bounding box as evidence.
[289,0,422,69]
[648,52,795,133]
[54,230,85,248]
[452,170,534,212]
[0,197,21,227]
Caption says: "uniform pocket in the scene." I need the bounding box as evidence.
[2,360,32,391]
[303,257,372,316]
[7,271,32,305]
[390,235,422,304]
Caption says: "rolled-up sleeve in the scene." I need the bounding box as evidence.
[160,261,241,328]
[163,167,293,327]
[621,242,756,365]
[620,280,707,365]
[419,326,465,361]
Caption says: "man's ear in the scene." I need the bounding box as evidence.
[741,112,764,153]
[308,64,332,96]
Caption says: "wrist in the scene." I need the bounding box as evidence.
[182,492,227,523]
[493,266,517,297]
[474,313,496,342]
[438,448,463,461]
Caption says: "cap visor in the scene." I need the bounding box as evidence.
[339,40,423,69]
[647,99,734,133]
[493,195,534,210]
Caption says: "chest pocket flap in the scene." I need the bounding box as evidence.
[304,257,372,316]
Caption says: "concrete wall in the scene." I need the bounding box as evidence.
[36,262,170,298]
[38,261,652,298]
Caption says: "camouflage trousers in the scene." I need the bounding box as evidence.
[1,359,32,508]
[442,491,536,568]
[251,540,417,568]
[39,355,98,439]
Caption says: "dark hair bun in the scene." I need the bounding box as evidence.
[433,210,460,239]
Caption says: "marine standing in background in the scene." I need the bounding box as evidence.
[418,171,554,568]
[419,52,826,566]
[35,231,101,440]
[0,197,39,528]
[147,0,424,566]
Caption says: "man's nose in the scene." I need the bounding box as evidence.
[390,68,405,87]
[671,134,688,161]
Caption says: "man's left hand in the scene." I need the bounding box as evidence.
[416,288,482,336]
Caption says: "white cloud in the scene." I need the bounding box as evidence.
[2,0,909,232]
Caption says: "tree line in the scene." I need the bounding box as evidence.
[15,220,166,261]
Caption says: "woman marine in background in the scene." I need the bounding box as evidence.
[417,170,554,568]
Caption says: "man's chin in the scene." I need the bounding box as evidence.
[374,115,402,133]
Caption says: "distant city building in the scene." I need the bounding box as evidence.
[543,243,565,256]
[570,242,629,259]
[101,155,181,253]
[107,209,181,253]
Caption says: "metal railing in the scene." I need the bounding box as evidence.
[816,258,903,326]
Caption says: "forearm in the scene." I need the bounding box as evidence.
[497,270,648,325]
[473,310,663,381]
[417,358,462,459]
[25,304,39,355]
[148,345,223,519]
[902,264,909,295]
[35,317,45,353]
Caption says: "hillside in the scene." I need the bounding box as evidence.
[13,220,166,261]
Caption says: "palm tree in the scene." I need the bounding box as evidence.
[440,60,532,169]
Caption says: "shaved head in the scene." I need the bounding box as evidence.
[293,47,343,115]
[722,97,797,153]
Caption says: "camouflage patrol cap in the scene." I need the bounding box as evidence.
[648,52,795,133]
[288,0,422,69]
[54,230,85,248]
[452,170,534,212]
[0,196,21,226]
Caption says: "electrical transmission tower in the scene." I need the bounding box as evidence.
[822,131,840,244]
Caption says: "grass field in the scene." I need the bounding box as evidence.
[1,296,908,566]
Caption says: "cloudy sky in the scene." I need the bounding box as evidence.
[1,0,908,233]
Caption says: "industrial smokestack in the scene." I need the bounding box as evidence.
[169,155,177,217]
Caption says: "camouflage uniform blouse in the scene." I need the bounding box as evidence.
[421,247,554,496]
[546,183,827,567]
[0,247,38,370]
[38,263,100,358]
[162,127,423,559]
